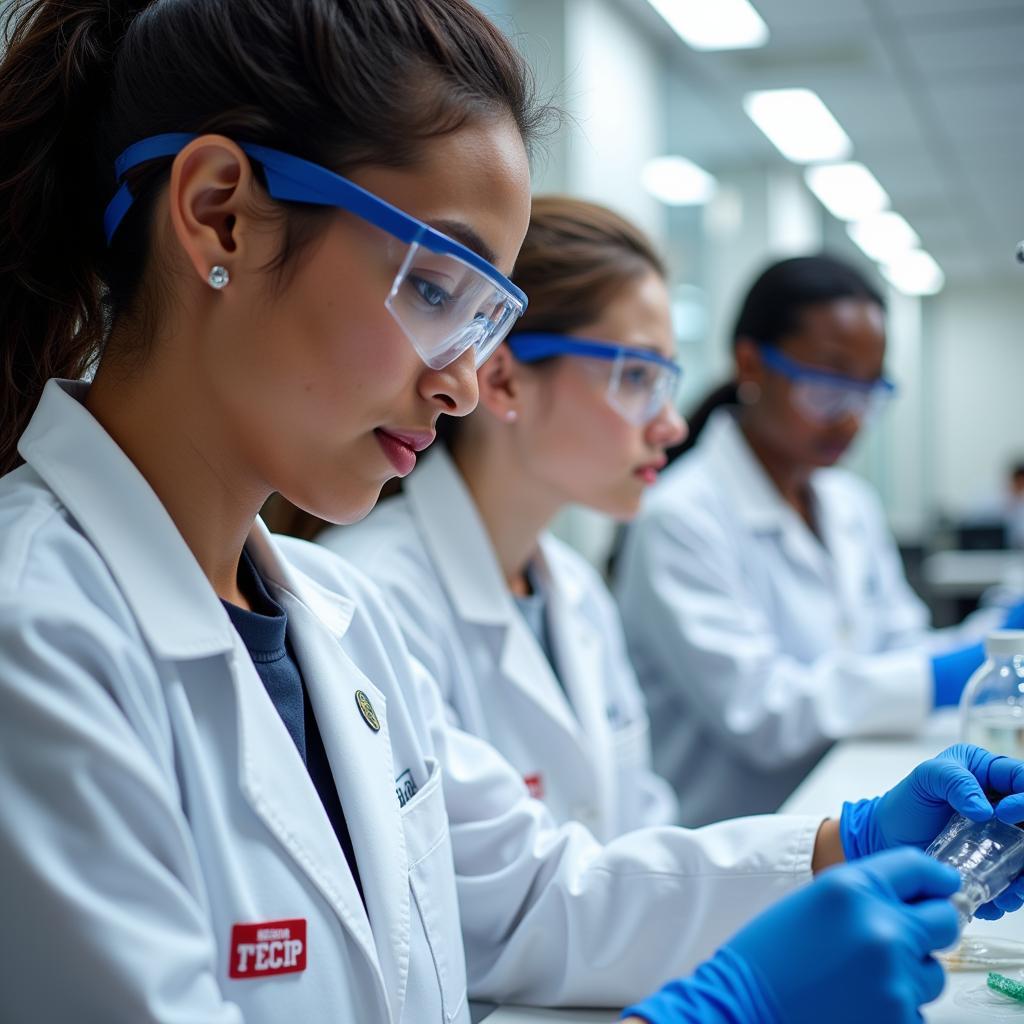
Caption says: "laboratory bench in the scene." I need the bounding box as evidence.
[473,710,1024,1023]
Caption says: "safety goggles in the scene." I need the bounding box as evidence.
[507,333,683,426]
[104,134,527,370]
[758,344,896,424]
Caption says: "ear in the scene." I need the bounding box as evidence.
[734,337,766,387]
[475,344,524,422]
[166,135,259,287]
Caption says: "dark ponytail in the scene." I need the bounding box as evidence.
[668,253,885,463]
[0,0,552,476]
[0,0,151,475]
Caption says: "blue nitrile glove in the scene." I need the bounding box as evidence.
[840,743,1024,919]
[623,848,960,1024]
[1002,600,1024,630]
[931,641,985,707]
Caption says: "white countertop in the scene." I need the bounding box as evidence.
[478,712,1024,1022]
[779,712,1024,1022]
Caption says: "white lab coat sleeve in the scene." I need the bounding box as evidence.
[397,651,819,1007]
[620,506,932,771]
[0,597,243,1024]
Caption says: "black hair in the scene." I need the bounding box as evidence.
[667,253,885,463]
[0,0,552,475]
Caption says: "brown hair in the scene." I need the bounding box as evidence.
[432,194,668,451]
[510,195,667,335]
[0,0,551,475]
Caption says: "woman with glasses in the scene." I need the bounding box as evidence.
[320,197,686,839]
[616,254,1009,827]
[4,3,1024,1021]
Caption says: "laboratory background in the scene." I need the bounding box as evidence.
[476,0,1024,625]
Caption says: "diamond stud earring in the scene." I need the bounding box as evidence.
[208,265,230,290]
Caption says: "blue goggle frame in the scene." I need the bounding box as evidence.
[507,333,682,375]
[103,133,527,313]
[758,344,896,396]
[507,332,683,425]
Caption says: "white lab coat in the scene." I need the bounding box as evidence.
[320,447,678,841]
[616,410,939,826]
[0,382,820,1022]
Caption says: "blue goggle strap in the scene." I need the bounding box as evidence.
[508,332,682,377]
[104,133,526,310]
[758,344,895,395]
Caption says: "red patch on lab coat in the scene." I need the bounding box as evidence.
[524,773,545,799]
[229,919,307,979]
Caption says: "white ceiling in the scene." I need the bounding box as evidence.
[617,0,1024,285]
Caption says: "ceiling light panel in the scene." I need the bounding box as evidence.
[804,162,890,222]
[645,0,769,51]
[847,212,920,263]
[743,89,853,163]
[642,156,718,206]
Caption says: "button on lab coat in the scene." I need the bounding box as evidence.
[0,382,819,1021]
[320,446,678,840]
[616,411,936,826]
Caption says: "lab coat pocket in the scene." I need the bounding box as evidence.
[402,755,468,1024]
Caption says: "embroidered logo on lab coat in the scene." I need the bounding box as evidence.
[524,773,545,799]
[395,769,419,808]
[229,919,307,979]
[355,689,380,732]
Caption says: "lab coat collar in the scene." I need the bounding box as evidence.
[405,446,519,626]
[700,410,791,532]
[405,447,585,740]
[23,381,404,1012]
[18,380,236,661]
[700,410,846,582]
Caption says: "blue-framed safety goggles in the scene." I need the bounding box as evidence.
[105,133,528,370]
[758,344,896,424]
[507,332,683,426]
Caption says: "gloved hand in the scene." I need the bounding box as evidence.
[840,743,1024,919]
[931,641,984,707]
[623,848,960,1024]
[1000,600,1024,631]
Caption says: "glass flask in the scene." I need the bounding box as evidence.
[961,631,1024,760]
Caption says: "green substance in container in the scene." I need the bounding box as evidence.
[988,971,1024,1003]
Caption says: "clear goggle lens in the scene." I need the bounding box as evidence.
[386,242,524,371]
[790,379,892,425]
[606,351,683,425]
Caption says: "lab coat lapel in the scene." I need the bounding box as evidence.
[250,530,411,1023]
[542,544,617,835]
[408,449,583,742]
[224,619,384,971]
[709,412,832,586]
[279,594,411,1022]
[496,610,583,742]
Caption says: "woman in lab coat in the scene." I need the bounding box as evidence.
[319,197,683,839]
[616,254,1004,826]
[2,3,1023,1022]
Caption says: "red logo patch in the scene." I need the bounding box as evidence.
[229,919,307,979]
[524,773,545,799]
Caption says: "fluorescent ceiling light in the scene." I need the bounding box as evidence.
[645,0,769,51]
[804,162,890,222]
[743,88,853,163]
[642,156,718,206]
[847,211,920,263]
[882,250,945,296]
